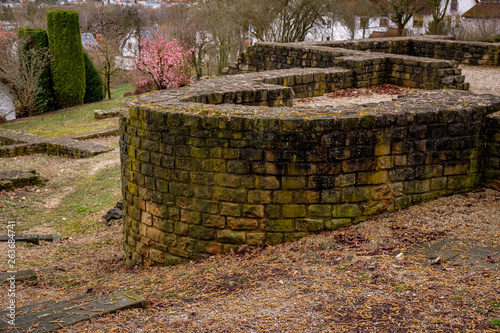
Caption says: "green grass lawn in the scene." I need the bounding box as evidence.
[0,85,133,137]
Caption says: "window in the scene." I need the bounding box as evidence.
[380,18,388,27]
[451,0,458,11]
[413,14,424,28]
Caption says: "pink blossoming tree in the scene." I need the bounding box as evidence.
[134,32,193,90]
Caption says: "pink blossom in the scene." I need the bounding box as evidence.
[134,32,193,90]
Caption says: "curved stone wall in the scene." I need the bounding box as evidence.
[120,86,500,266]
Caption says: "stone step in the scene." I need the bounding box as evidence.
[94,108,128,120]
[0,291,146,331]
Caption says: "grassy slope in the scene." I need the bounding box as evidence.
[0,85,132,137]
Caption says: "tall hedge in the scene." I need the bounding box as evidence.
[17,28,55,112]
[47,10,85,109]
[83,52,104,103]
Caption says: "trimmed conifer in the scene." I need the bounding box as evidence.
[47,10,85,108]
[83,52,104,103]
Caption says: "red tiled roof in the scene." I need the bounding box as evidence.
[462,3,500,18]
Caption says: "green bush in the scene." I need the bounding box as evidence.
[47,10,85,109]
[83,52,104,103]
[17,28,55,112]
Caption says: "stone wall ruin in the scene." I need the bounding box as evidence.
[120,37,500,266]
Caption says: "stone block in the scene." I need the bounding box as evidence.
[342,187,370,202]
[189,225,216,240]
[202,214,226,228]
[308,204,332,217]
[283,205,306,218]
[180,210,202,224]
[296,219,324,232]
[247,232,266,245]
[266,232,284,245]
[243,204,265,218]
[257,176,280,189]
[227,217,259,230]
[248,190,272,204]
[332,204,361,218]
[221,203,241,216]
[325,218,352,230]
[264,219,294,232]
[217,229,246,244]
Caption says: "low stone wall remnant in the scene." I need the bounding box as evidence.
[0,128,112,158]
[121,87,500,266]
[121,37,500,266]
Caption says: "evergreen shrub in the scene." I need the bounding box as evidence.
[47,10,85,108]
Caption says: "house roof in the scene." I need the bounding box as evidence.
[462,3,500,18]
[81,33,98,49]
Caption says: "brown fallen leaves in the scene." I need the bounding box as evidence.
[0,190,499,332]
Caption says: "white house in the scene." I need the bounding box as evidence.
[117,26,156,70]
[461,1,500,37]
[306,0,481,42]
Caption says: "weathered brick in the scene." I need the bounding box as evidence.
[296,219,324,232]
[243,204,265,218]
[221,203,241,216]
[283,205,306,218]
[264,219,294,232]
[227,217,259,230]
[248,190,272,204]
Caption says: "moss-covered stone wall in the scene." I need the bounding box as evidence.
[485,112,500,190]
[120,88,500,266]
[315,36,500,67]
[234,42,468,90]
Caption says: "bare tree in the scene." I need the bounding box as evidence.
[193,0,245,75]
[88,7,128,99]
[374,0,432,36]
[328,0,379,39]
[0,36,51,117]
[252,0,326,43]
[427,0,451,35]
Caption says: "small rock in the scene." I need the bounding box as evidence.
[396,252,404,261]
[432,256,442,265]
[102,207,123,225]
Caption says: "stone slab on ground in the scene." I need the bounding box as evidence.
[69,128,119,140]
[0,270,37,283]
[0,234,40,245]
[0,291,146,332]
[0,234,60,244]
[0,128,112,159]
[0,170,43,191]
[94,108,128,119]
[408,236,500,270]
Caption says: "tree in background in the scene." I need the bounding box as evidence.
[17,28,55,112]
[88,6,128,99]
[251,0,326,43]
[327,0,379,39]
[134,32,192,90]
[193,0,244,75]
[47,10,86,108]
[374,0,432,36]
[0,34,52,117]
[427,0,451,35]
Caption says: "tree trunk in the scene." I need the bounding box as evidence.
[397,25,405,36]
